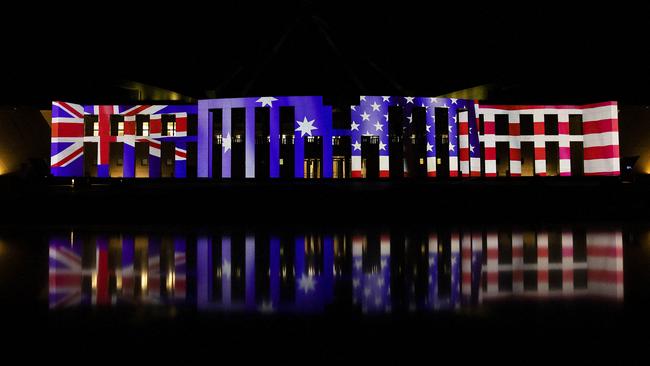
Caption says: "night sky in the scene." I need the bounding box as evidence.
[2,1,649,107]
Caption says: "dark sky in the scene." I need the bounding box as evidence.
[2,1,649,107]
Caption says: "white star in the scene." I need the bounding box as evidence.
[405,96,415,104]
[222,133,232,153]
[383,113,389,121]
[360,96,366,102]
[222,260,231,278]
[469,127,472,134]
[374,297,382,306]
[298,274,316,293]
[255,96,278,107]
[360,111,370,121]
[370,102,381,111]
[352,278,360,288]
[430,97,438,103]
[295,116,318,137]
[351,121,360,131]
[426,142,433,152]
[425,124,431,133]
[352,140,361,151]
[381,259,387,268]
[421,103,429,109]
[448,125,453,132]
[379,141,386,151]
[451,98,458,105]
[373,121,384,131]
[382,96,390,102]
[449,143,455,151]
[407,114,413,124]
[470,144,475,153]
[363,130,373,136]
[451,257,457,265]
[452,116,457,123]
[377,278,385,287]
[364,287,371,297]
[351,105,357,111]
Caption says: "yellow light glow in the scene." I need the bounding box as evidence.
[141,272,148,292]
[91,271,97,290]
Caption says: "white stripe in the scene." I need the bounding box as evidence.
[582,105,617,122]
[583,158,619,174]
[52,117,83,124]
[379,155,389,171]
[583,131,619,148]
[50,142,83,166]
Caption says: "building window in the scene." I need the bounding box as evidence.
[544,114,558,135]
[84,115,98,136]
[495,114,509,135]
[478,114,484,135]
[520,114,534,135]
[110,115,124,136]
[166,121,175,136]
[142,122,149,136]
[569,114,583,135]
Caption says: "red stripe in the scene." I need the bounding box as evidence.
[479,101,617,110]
[58,101,84,118]
[584,145,619,160]
[52,123,84,137]
[584,171,619,176]
[427,171,437,177]
[125,121,136,135]
[509,148,520,160]
[533,122,545,135]
[558,121,569,135]
[559,146,571,159]
[583,119,618,134]
[379,170,389,178]
[483,147,496,159]
[175,150,187,158]
[52,146,83,167]
[509,124,520,136]
[537,247,548,257]
[351,170,362,178]
[587,246,623,257]
[483,121,495,134]
[537,270,549,281]
[150,141,161,149]
[96,248,109,305]
[534,147,546,160]
[588,270,623,283]
[124,105,151,116]
[50,274,82,287]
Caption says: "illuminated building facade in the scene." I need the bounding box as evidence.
[49,227,624,311]
[50,97,620,178]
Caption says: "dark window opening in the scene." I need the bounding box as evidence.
[520,114,534,135]
[495,114,509,136]
[544,114,558,135]
[569,114,583,135]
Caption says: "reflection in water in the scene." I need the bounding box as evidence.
[49,227,623,312]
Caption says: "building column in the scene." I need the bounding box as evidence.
[148,115,162,178]
[245,234,255,308]
[461,232,472,303]
[427,233,439,308]
[123,115,136,178]
[486,231,498,295]
[173,236,187,301]
[458,111,470,177]
[512,231,524,294]
[222,108,232,178]
[322,106,334,178]
[533,112,547,176]
[94,236,109,305]
[245,108,255,178]
[174,142,187,178]
[482,113,497,177]
[449,110,459,177]
[509,113,522,177]
[121,235,135,301]
[558,112,571,176]
[196,236,211,308]
[469,103,482,177]
[269,108,280,178]
[582,102,620,176]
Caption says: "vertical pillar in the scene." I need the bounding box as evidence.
[586,230,624,300]
[123,115,136,178]
[450,232,461,308]
[322,106,334,178]
[582,102,620,176]
[97,106,113,177]
[509,113,522,177]
[222,108,232,178]
[149,115,162,178]
[558,112,571,176]
[458,111,470,177]
[533,112,547,176]
[148,236,161,301]
[426,111,437,177]
[174,142,187,178]
[449,110,459,177]
[270,236,281,307]
[270,108,280,178]
[471,231,483,304]
[245,107,255,178]
[352,235,363,307]
[469,102,482,177]
[294,129,305,179]
[483,113,497,177]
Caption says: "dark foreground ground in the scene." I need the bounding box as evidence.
[1,175,650,225]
